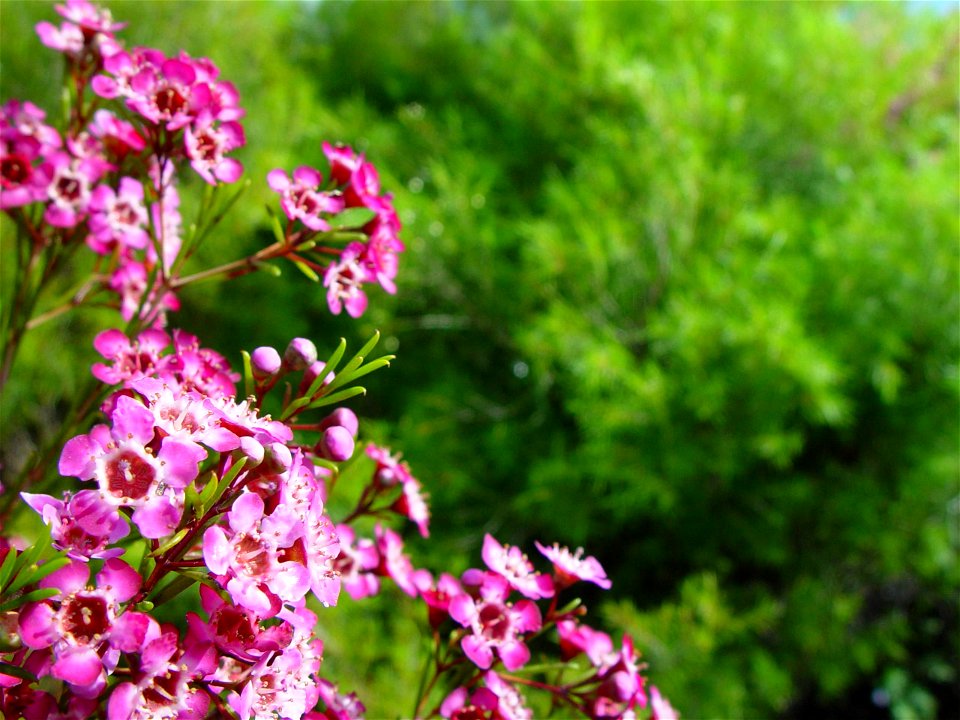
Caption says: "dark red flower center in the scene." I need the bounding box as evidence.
[1,153,31,187]
[61,593,110,644]
[105,448,156,501]
[155,86,186,118]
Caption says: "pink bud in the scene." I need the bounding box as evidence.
[318,426,355,462]
[319,408,359,438]
[299,360,334,395]
[251,346,282,378]
[283,337,317,371]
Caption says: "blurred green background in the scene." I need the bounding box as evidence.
[2,1,958,718]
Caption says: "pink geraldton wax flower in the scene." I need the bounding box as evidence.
[535,540,612,591]
[227,607,324,720]
[107,629,211,720]
[323,242,372,318]
[592,635,648,718]
[267,166,344,231]
[17,559,150,697]
[202,491,312,617]
[108,256,181,324]
[364,222,404,295]
[22,490,128,561]
[89,109,146,159]
[54,0,126,34]
[90,327,170,386]
[374,525,430,598]
[650,686,679,720]
[365,443,414,487]
[39,151,108,227]
[58,394,205,538]
[482,534,553,600]
[87,177,150,254]
[160,329,239,399]
[35,20,84,56]
[126,56,211,130]
[321,142,362,186]
[333,525,381,601]
[185,117,244,185]
[448,572,542,671]
[419,571,463,629]
[394,475,431,538]
[556,619,614,665]
[314,679,367,720]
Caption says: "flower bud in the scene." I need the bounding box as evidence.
[250,346,282,378]
[318,426,355,462]
[319,408,359,438]
[283,337,317,371]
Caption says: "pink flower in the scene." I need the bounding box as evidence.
[482,534,553,600]
[22,490,128,561]
[374,525,429,598]
[535,541,612,590]
[107,630,210,720]
[365,443,413,487]
[90,327,170,386]
[39,151,107,227]
[87,177,150,254]
[58,394,205,538]
[556,619,614,665]
[315,679,366,720]
[333,525,380,601]
[393,476,430,538]
[185,118,244,185]
[108,257,180,324]
[448,572,541,671]
[88,110,145,159]
[202,492,312,616]
[18,559,149,695]
[419,571,463,629]
[267,166,343,231]
[35,20,84,56]
[54,0,125,34]
[323,242,372,317]
[650,686,679,720]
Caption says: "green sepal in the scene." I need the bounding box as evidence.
[332,206,376,230]
[0,587,60,613]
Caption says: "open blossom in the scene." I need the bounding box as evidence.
[185,117,244,184]
[39,151,108,227]
[535,541,612,590]
[17,559,150,696]
[267,166,344,231]
[21,490,128,561]
[108,257,181,324]
[323,242,372,318]
[557,619,615,666]
[333,525,380,601]
[58,394,205,538]
[87,177,150,254]
[481,534,553,600]
[448,572,541,671]
[202,491,314,617]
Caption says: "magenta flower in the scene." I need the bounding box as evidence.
[535,540,612,590]
[185,117,244,185]
[107,629,210,720]
[394,475,430,538]
[315,679,367,720]
[35,20,84,56]
[54,0,125,34]
[333,525,380,601]
[481,534,553,600]
[650,686,679,720]
[419,571,463,629]
[39,151,107,227]
[323,242,373,318]
[374,525,429,598]
[88,109,146,158]
[18,559,149,696]
[556,619,614,665]
[202,491,312,616]
[58,394,205,538]
[267,166,344,231]
[591,635,648,717]
[87,177,150,254]
[108,256,181,324]
[365,443,414,487]
[448,572,542,671]
[90,327,170,386]
[22,490,128,561]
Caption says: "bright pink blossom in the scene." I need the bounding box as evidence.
[482,534,553,600]
[323,242,372,318]
[22,490,128,561]
[535,540,612,590]
[267,166,344,231]
[87,177,150,254]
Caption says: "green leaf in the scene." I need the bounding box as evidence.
[0,587,59,613]
[304,337,347,399]
[305,385,367,410]
[0,548,18,592]
[6,552,68,596]
[146,572,196,605]
[22,556,71,587]
[197,471,221,512]
[332,206,376,230]
[292,258,320,282]
[255,261,282,277]
[150,528,191,557]
[329,355,394,389]
[0,661,36,683]
[269,210,287,245]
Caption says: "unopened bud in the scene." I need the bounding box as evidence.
[251,346,282,378]
[284,337,317,371]
[318,426,355,462]
[319,408,359,438]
